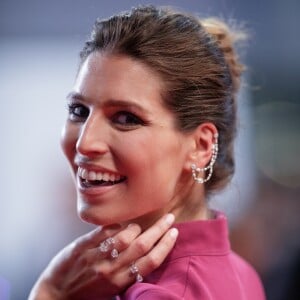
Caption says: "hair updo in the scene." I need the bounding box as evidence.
[80,5,245,194]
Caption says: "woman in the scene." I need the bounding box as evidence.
[29,5,265,300]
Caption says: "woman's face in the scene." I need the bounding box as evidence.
[61,52,193,227]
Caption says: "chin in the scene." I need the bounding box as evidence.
[77,204,102,225]
[77,206,118,226]
[79,211,99,225]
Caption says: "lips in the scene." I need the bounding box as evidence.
[78,166,126,188]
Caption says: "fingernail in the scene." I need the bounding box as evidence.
[165,213,175,225]
[169,228,178,239]
[127,223,137,228]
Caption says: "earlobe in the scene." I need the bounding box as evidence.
[191,133,218,183]
[184,123,219,183]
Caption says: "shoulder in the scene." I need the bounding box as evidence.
[230,252,261,281]
[229,252,266,299]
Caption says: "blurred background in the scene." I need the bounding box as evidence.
[0,0,299,299]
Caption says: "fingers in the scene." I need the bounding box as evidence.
[82,223,143,264]
[73,214,177,276]
[35,215,178,300]
[106,216,178,286]
[118,213,176,264]
[71,220,143,254]
[82,214,175,265]
[108,223,142,253]
[131,227,178,276]
[73,213,175,259]
[59,213,178,299]
[72,224,122,251]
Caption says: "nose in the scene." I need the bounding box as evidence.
[76,114,109,158]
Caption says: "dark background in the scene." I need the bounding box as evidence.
[0,0,299,299]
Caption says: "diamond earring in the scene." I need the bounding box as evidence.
[191,133,218,184]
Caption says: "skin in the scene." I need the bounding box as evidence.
[29,52,217,299]
[29,216,178,299]
[61,52,215,228]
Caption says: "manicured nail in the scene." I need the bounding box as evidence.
[127,223,137,228]
[169,228,178,239]
[165,213,175,225]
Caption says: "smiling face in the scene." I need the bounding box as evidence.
[61,52,197,227]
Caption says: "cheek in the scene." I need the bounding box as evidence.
[122,132,185,187]
[150,134,188,187]
[60,122,78,168]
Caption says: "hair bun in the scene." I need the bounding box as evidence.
[201,18,247,94]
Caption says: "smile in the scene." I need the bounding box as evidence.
[78,167,126,187]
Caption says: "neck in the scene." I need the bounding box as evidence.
[170,179,209,222]
[121,183,208,231]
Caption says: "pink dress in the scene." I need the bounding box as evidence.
[119,212,266,299]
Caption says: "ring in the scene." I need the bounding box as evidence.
[99,237,116,253]
[110,248,119,258]
[130,263,143,283]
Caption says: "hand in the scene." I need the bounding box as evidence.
[28,214,178,300]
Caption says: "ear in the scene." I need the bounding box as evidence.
[183,122,218,171]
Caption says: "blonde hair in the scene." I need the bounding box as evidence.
[80,6,246,193]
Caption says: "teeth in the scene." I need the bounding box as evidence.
[89,171,96,181]
[82,168,88,180]
[78,167,83,178]
[96,173,103,181]
[78,167,123,182]
[102,173,110,181]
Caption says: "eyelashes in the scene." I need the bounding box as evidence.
[67,103,89,121]
[111,111,146,129]
[67,103,147,130]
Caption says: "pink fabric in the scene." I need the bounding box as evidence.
[118,212,266,299]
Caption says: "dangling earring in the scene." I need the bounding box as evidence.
[191,133,219,184]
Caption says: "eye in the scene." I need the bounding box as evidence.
[67,103,89,121]
[111,111,145,130]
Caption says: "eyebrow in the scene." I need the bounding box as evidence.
[66,92,150,115]
[66,92,85,102]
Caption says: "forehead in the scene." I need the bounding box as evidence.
[75,52,165,103]
[72,52,180,127]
